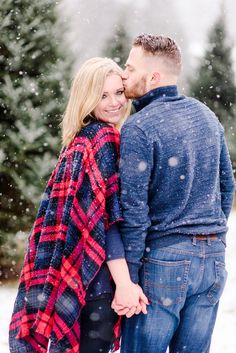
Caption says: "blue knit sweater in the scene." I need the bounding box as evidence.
[120,85,235,282]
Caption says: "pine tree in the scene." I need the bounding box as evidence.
[103,21,131,68]
[189,12,236,173]
[0,0,71,275]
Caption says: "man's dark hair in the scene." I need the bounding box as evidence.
[133,34,182,74]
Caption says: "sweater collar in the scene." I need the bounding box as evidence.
[133,85,178,112]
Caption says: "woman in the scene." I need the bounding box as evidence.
[9,57,148,353]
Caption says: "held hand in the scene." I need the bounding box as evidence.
[111,283,149,317]
[112,281,140,310]
[136,284,149,315]
[124,284,149,317]
[107,258,149,317]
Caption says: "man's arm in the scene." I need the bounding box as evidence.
[220,133,235,219]
[119,123,152,283]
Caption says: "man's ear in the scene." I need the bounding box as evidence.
[151,71,160,85]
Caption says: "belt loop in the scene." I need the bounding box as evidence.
[192,236,197,246]
[207,237,211,246]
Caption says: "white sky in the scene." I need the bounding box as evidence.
[174,0,236,51]
[119,0,236,58]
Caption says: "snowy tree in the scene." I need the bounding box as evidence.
[103,21,131,68]
[189,12,236,175]
[0,0,71,275]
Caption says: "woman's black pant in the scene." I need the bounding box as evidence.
[80,293,118,353]
[48,293,118,353]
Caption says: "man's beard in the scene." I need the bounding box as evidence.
[124,76,147,99]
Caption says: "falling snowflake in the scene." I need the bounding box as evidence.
[168,157,179,167]
[138,161,147,172]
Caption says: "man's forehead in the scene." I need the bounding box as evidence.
[129,46,145,58]
[126,46,145,65]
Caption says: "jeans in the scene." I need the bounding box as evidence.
[121,235,227,353]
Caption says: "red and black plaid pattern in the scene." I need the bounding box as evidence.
[9,122,122,353]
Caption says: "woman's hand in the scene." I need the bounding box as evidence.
[111,283,149,317]
[106,258,149,317]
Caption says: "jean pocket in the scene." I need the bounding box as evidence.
[207,261,228,304]
[142,257,191,306]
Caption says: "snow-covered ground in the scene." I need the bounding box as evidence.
[1,211,236,353]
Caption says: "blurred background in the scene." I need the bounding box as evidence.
[0,0,236,289]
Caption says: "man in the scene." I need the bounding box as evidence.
[112,34,235,353]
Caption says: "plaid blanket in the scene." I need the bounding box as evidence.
[9,121,122,353]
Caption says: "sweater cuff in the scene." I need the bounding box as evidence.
[127,262,140,283]
[106,253,125,261]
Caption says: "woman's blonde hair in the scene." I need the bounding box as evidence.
[61,57,131,146]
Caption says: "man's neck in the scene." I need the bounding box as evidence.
[150,79,178,91]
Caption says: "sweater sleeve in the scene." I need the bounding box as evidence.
[119,124,152,283]
[106,223,125,261]
[220,133,235,219]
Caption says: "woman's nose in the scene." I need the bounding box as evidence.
[109,95,120,106]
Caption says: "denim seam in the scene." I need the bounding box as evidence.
[207,260,228,304]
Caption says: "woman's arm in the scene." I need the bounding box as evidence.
[106,224,148,316]
[107,258,148,317]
